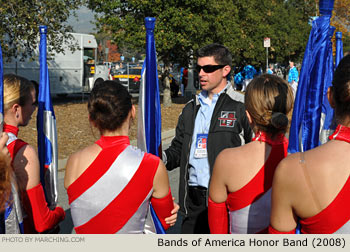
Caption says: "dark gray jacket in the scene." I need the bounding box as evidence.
[164,85,252,216]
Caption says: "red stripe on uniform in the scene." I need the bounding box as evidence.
[7,140,28,161]
[67,144,128,204]
[74,153,159,234]
[300,176,350,234]
[227,143,286,211]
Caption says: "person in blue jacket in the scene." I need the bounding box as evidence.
[242,65,257,92]
[288,61,299,96]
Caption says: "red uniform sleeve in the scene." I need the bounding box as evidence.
[268,224,296,234]
[208,197,228,234]
[150,188,173,230]
[26,183,65,233]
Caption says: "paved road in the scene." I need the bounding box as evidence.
[57,129,182,234]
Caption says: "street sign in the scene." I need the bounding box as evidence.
[264,37,271,48]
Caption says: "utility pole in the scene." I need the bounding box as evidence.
[264,37,271,72]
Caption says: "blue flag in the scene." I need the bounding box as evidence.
[137,17,164,234]
[288,5,335,154]
[0,42,3,130]
[335,32,343,68]
[137,18,162,157]
[37,25,59,206]
[288,0,335,234]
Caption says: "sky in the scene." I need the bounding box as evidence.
[67,6,96,34]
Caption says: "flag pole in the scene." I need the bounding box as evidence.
[288,0,335,154]
[37,25,59,206]
[137,17,165,234]
[289,0,335,234]
[335,32,343,68]
[0,42,4,132]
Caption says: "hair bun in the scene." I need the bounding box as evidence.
[271,112,288,129]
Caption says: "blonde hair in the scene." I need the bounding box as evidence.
[244,74,294,136]
[3,74,35,111]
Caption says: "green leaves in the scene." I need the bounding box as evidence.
[0,0,84,60]
[88,0,315,67]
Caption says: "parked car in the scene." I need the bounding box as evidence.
[112,67,141,93]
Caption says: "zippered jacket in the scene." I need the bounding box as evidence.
[164,85,252,216]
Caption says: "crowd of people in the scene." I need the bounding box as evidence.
[0,43,349,234]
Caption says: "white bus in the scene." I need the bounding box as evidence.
[3,33,109,96]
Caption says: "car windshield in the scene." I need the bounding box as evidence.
[129,68,141,75]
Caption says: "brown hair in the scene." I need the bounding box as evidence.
[332,54,350,122]
[88,80,132,133]
[0,152,12,212]
[3,74,35,111]
[244,74,294,136]
[197,43,232,67]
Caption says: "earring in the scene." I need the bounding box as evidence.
[16,113,19,118]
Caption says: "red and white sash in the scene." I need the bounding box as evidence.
[68,136,159,234]
[227,132,288,234]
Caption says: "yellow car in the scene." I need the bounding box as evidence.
[113,67,142,93]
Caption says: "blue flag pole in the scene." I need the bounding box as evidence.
[145,17,162,157]
[0,35,4,233]
[288,0,335,154]
[0,42,3,131]
[137,17,165,234]
[335,32,343,68]
[289,0,335,234]
[37,25,59,206]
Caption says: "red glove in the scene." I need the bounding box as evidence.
[150,188,173,230]
[26,183,65,233]
[268,224,296,234]
[208,197,228,234]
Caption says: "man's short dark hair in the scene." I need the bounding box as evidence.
[197,43,232,67]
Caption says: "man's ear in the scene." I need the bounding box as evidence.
[327,86,335,108]
[223,65,231,78]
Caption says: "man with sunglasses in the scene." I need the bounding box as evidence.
[163,43,252,233]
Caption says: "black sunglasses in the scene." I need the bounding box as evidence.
[196,64,226,73]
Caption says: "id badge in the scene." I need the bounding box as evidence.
[194,133,208,158]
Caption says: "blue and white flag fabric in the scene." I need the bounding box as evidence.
[37,25,59,206]
[335,32,343,68]
[288,0,335,153]
[0,42,24,234]
[1,182,24,234]
[137,17,162,157]
[0,42,3,130]
[137,17,164,234]
[290,0,335,234]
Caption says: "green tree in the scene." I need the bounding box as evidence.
[88,0,314,65]
[330,0,350,54]
[228,0,313,67]
[87,0,315,105]
[88,0,239,105]
[0,0,85,60]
